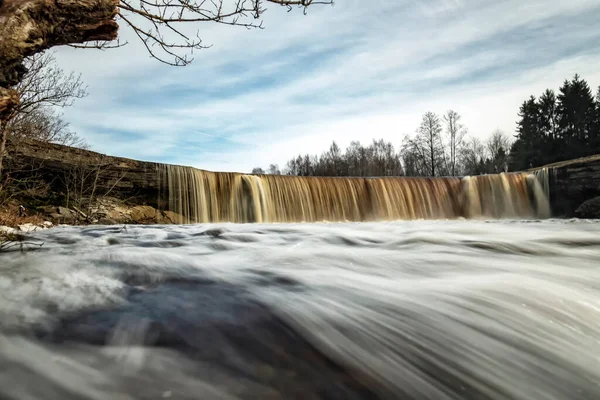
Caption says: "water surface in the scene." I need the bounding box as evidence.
[1,219,600,399]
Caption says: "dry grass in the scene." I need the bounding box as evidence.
[0,203,45,227]
[0,203,46,252]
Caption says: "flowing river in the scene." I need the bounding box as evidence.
[1,219,600,399]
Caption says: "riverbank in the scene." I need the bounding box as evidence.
[2,139,600,223]
[0,197,183,229]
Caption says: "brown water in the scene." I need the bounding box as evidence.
[158,165,550,223]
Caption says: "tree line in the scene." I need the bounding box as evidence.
[253,74,600,177]
[252,116,513,178]
[510,74,600,170]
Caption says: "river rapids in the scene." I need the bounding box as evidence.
[1,219,600,399]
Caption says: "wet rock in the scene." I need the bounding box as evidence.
[18,223,40,233]
[129,205,158,223]
[198,228,227,238]
[0,226,18,235]
[93,198,179,225]
[575,196,600,219]
[161,210,184,224]
[56,206,76,222]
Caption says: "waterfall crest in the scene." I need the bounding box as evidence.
[157,165,551,223]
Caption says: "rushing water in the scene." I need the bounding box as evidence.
[158,166,550,223]
[1,219,600,399]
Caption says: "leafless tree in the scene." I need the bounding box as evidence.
[8,109,88,149]
[443,110,466,176]
[401,145,427,177]
[459,136,487,175]
[404,112,445,177]
[60,162,105,220]
[0,159,50,208]
[58,160,126,222]
[0,52,88,176]
[267,164,281,174]
[13,52,88,116]
[280,139,404,177]
[344,141,367,176]
[486,129,512,173]
[367,139,403,176]
[284,153,317,176]
[251,167,265,174]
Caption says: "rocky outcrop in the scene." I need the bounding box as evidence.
[2,139,183,226]
[537,154,600,218]
[5,138,167,209]
[1,202,183,230]
[574,197,600,219]
[86,197,182,225]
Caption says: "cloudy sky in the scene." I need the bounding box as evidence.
[53,0,600,173]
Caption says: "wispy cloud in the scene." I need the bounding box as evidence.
[54,0,600,172]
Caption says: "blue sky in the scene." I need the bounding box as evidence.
[54,0,600,173]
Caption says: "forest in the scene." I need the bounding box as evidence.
[253,74,600,177]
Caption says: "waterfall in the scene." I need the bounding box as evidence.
[157,165,551,223]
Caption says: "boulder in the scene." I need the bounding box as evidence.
[41,205,58,215]
[57,206,76,220]
[128,205,159,224]
[161,210,186,224]
[575,196,600,219]
[18,223,40,233]
[0,226,18,235]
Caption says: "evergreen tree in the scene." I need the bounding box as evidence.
[538,89,560,160]
[557,74,596,157]
[510,74,599,169]
[593,86,600,149]
[510,96,543,170]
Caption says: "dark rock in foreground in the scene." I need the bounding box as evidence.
[34,279,378,400]
[575,196,600,219]
[540,154,600,218]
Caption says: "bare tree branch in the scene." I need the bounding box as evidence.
[114,0,334,66]
[2,51,89,153]
[12,52,88,117]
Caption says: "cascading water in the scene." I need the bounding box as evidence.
[5,163,599,400]
[157,165,551,223]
